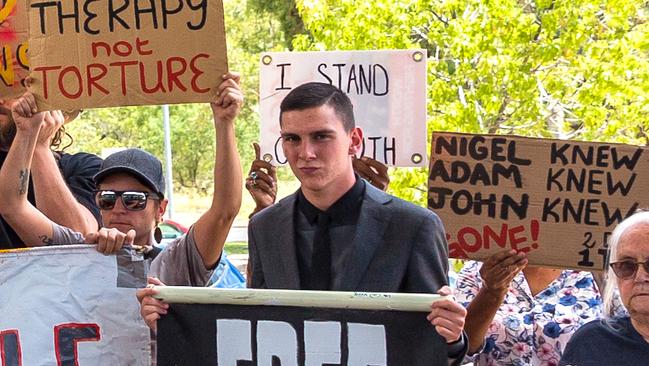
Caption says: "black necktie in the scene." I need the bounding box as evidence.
[310,212,331,290]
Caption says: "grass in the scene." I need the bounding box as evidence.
[224,242,248,255]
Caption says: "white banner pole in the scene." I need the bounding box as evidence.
[154,286,446,312]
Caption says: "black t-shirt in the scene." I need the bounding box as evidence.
[0,151,102,249]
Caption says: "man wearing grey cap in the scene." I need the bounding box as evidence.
[0,73,244,290]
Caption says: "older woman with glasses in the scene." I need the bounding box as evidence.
[0,73,244,289]
[560,210,649,366]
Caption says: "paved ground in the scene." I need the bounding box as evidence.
[225,225,248,242]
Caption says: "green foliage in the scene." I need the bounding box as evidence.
[68,104,216,192]
[246,0,307,49]
[62,0,649,211]
[293,0,649,206]
[67,106,162,156]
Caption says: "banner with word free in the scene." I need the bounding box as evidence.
[155,287,448,365]
[259,50,428,167]
[428,132,649,270]
[0,245,150,365]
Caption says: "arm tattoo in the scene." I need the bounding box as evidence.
[39,235,54,246]
[19,169,30,195]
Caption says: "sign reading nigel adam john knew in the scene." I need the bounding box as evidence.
[27,0,228,110]
[428,132,649,270]
[259,50,428,167]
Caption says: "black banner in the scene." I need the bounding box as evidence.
[158,303,447,365]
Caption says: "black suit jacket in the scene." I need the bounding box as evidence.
[248,180,449,293]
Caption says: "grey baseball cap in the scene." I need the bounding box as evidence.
[94,148,165,198]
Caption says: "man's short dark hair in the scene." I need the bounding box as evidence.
[279,82,355,131]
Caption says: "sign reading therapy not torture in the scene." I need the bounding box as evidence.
[428,132,649,270]
[259,50,428,167]
[27,0,228,110]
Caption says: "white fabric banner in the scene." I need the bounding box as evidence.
[259,50,428,167]
[0,245,150,365]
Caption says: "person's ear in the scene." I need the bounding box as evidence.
[157,199,168,221]
[349,127,363,155]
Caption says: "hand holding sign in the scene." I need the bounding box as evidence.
[11,92,62,134]
[137,277,168,333]
[479,250,528,295]
[85,228,136,255]
[427,286,467,344]
[10,92,37,117]
[211,72,244,125]
[35,98,66,149]
[246,142,277,214]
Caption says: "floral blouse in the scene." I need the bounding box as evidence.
[454,261,605,366]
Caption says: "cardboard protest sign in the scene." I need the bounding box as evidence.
[156,287,447,366]
[259,50,428,167]
[428,132,649,270]
[0,245,150,365]
[27,0,228,110]
[0,0,29,98]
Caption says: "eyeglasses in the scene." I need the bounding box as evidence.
[95,190,161,211]
[609,259,649,280]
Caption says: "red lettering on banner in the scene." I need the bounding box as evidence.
[166,57,188,92]
[36,55,210,100]
[91,41,111,58]
[109,61,139,95]
[135,38,153,56]
[54,323,100,366]
[87,64,109,96]
[33,66,63,99]
[113,41,133,57]
[59,67,83,99]
[0,329,22,366]
[1,323,101,365]
[447,219,541,258]
[190,53,210,93]
[36,37,210,102]
[92,38,153,58]
[139,61,166,94]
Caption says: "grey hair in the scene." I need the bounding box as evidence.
[602,210,649,317]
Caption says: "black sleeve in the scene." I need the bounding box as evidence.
[58,152,103,226]
[146,245,163,260]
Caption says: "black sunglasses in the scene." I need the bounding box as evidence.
[609,259,649,280]
[95,190,161,211]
